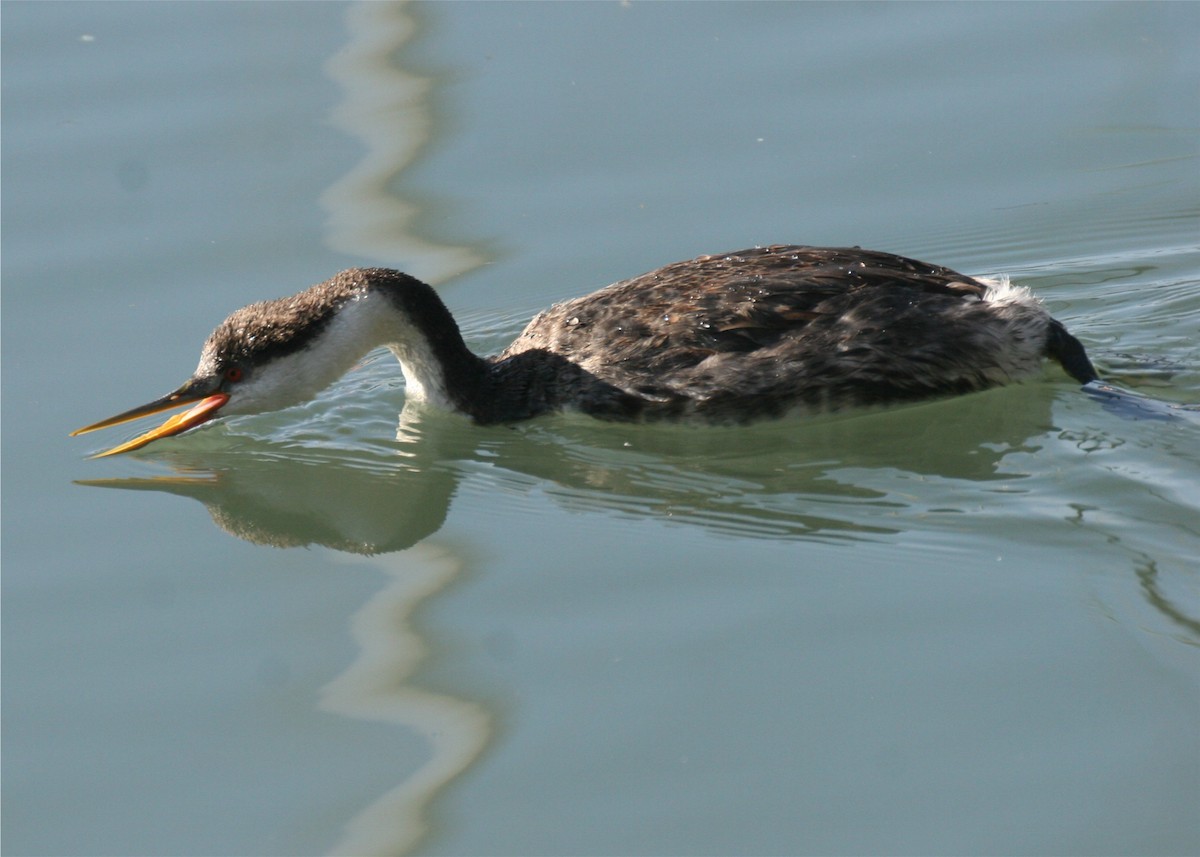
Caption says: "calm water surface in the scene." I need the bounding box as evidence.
[4,3,1198,855]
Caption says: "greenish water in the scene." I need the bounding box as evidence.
[4,3,1198,855]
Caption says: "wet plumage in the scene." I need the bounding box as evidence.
[73,245,1099,455]
[494,245,1096,422]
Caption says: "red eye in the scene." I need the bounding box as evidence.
[224,366,244,383]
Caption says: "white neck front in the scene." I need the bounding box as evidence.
[220,291,459,416]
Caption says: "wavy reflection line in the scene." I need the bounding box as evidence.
[1135,559,1200,642]
[319,544,490,857]
[322,1,485,282]
[319,12,492,845]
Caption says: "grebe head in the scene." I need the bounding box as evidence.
[71,268,466,457]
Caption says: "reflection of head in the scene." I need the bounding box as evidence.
[79,447,456,555]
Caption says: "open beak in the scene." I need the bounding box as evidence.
[71,382,230,458]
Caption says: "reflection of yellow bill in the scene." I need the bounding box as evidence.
[72,393,229,458]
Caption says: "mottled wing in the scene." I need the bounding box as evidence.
[501,245,987,375]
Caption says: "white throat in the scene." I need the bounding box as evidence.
[219,292,456,416]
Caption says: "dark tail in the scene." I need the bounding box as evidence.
[1049,320,1198,422]
[1046,319,1099,384]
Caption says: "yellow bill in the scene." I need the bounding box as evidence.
[72,389,229,458]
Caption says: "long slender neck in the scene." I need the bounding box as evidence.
[360,269,493,418]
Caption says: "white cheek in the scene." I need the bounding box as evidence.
[203,292,455,418]
[220,299,382,415]
[221,353,340,414]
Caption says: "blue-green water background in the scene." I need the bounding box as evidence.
[4,3,1199,855]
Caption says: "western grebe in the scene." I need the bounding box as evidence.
[72,245,1097,457]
